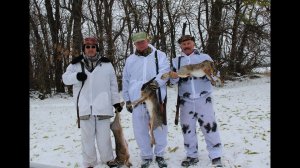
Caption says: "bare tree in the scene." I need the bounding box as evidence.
[206,0,223,61]
[196,0,206,51]
[228,0,243,73]
[156,0,166,51]
[30,14,51,98]
[121,0,134,54]
[45,0,65,92]
[71,0,83,58]
[102,0,114,61]
[165,0,176,59]
[29,0,270,95]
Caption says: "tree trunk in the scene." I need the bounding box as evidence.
[228,0,241,73]
[165,0,176,60]
[197,0,206,51]
[72,0,83,58]
[122,0,133,55]
[30,15,49,98]
[206,0,223,60]
[103,0,115,62]
[158,0,166,51]
[45,0,65,93]
[33,0,52,94]
[94,0,105,56]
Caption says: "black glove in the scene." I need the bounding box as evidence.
[148,80,159,90]
[113,103,123,113]
[126,101,133,113]
[76,72,87,81]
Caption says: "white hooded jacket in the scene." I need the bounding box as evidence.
[122,44,170,103]
[62,56,120,117]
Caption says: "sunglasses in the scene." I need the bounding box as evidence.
[85,45,96,49]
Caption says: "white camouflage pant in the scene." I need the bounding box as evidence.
[80,116,114,167]
[179,94,222,159]
[132,104,168,160]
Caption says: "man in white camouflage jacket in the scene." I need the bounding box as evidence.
[62,37,122,168]
[122,32,169,168]
[169,35,223,167]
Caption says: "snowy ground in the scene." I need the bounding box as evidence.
[30,74,270,168]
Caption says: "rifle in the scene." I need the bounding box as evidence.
[174,94,180,125]
[154,51,167,125]
[171,55,180,125]
[175,22,186,125]
[76,61,85,128]
[174,57,182,125]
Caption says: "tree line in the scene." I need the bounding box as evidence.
[29,0,270,99]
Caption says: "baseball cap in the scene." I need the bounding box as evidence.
[132,32,148,43]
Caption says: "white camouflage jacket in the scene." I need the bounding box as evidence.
[122,44,170,103]
[170,49,214,99]
[62,56,120,117]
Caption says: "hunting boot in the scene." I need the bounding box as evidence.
[106,160,118,168]
[212,157,223,167]
[155,156,167,168]
[181,157,199,167]
[141,159,152,168]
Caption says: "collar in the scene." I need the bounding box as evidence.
[83,53,100,62]
[135,47,153,57]
[181,49,201,56]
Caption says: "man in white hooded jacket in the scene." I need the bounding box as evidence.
[62,37,122,168]
[122,32,170,168]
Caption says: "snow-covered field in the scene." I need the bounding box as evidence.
[30,74,270,168]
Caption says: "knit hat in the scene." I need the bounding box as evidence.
[83,37,98,45]
[177,35,195,44]
[132,32,148,43]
